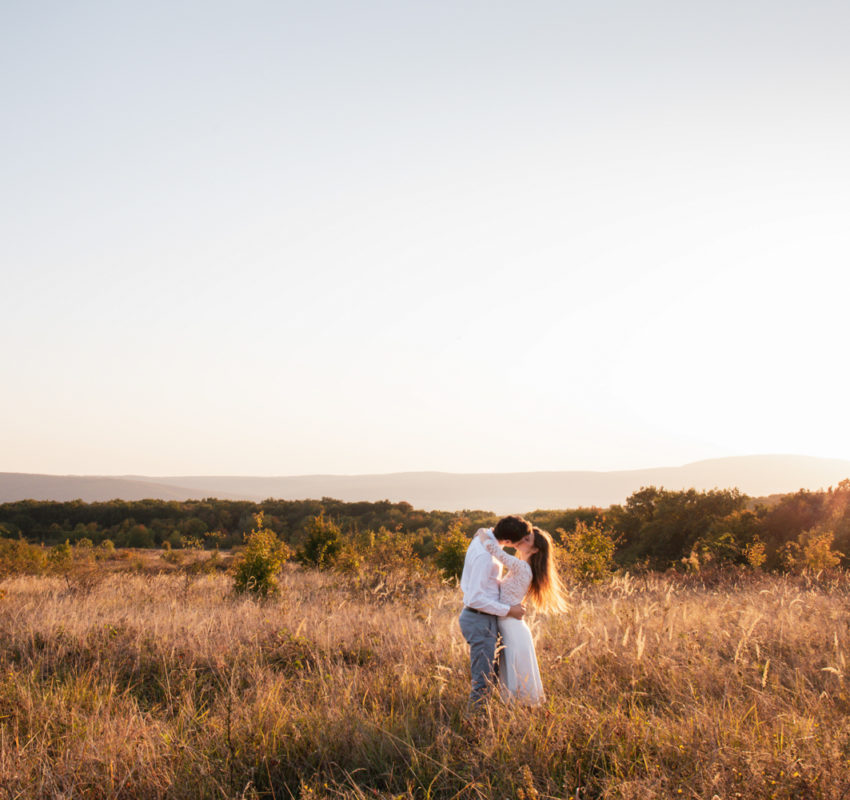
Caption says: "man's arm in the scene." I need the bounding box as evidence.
[464,584,511,617]
[465,536,526,617]
[463,538,511,616]
[473,530,525,619]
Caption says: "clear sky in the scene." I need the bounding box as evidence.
[2,1,849,476]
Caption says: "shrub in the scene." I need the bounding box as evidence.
[332,542,363,575]
[793,528,841,572]
[433,520,469,579]
[98,539,115,559]
[74,538,95,563]
[298,513,343,570]
[47,539,73,574]
[161,541,183,565]
[689,529,740,569]
[342,527,436,604]
[198,549,223,574]
[363,527,423,577]
[743,537,767,570]
[558,520,617,583]
[0,537,46,576]
[233,513,291,597]
[180,535,204,551]
[779,527,841,573]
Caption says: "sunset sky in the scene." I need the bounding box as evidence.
[2,1,849,476]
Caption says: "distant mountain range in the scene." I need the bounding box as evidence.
[2,455,849,513]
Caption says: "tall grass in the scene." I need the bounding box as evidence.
[1,567,849,798]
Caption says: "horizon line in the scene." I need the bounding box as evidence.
[4,453,850,480]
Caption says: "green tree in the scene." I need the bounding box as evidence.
[612,487,747,567]
[181,516,208,538]
[127,524,154,548]
[757,489,827,567]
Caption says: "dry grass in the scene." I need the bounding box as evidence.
[2,566,850,799]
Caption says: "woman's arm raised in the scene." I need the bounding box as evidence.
[476,529,526,572]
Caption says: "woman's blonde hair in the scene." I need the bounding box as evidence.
[526,527,567,613]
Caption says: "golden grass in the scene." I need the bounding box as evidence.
[1,567,849,799]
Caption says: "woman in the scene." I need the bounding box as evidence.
[476,526,566,705]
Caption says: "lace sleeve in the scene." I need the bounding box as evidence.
[480,534,526,573]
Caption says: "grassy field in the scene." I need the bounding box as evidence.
[1,563,849,799]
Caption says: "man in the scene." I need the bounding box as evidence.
[458,515,534,708]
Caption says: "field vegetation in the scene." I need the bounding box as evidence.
[2,484,850,797]
[2,554,850,798]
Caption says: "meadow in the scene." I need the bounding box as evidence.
[2,558,850,800]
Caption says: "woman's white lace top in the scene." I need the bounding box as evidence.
[481,535,531,606]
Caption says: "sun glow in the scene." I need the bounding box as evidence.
[2,1,849,475]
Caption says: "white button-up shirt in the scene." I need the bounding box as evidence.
[460,528,510,617]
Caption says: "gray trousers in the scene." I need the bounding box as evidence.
[459,607,500,707]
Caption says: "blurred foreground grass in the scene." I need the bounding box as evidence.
[1,566,850,799]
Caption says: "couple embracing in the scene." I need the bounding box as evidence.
[459,515,565,708]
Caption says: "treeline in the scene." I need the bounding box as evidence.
[0,497,497,554]
[1,479,849,572]
[535,480,850,571]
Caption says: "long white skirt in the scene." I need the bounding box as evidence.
[497,616,545,705]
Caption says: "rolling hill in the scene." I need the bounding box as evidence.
[2,454,849,513]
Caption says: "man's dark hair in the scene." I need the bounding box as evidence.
[493,515,533,544]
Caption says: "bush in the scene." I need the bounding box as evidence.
[161,541,183,565]
[74,538,95,563]
[47,539,73,574]
[363,527,423,578]
[180,535,204,551]
[743,537,767,570]
[298,513,343,570]
[233,513,291,597]
[688,529,740,570]
[433,520,469,579]
[0,538,46,576]
[332,542,363,575]
[558,520,617,583]
[783,528,842,573]
[340,526,437,604]
[98,539,115,559]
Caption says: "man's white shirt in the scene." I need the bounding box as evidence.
[460,528,510,617]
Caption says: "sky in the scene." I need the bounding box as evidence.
[2,1,849,476]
